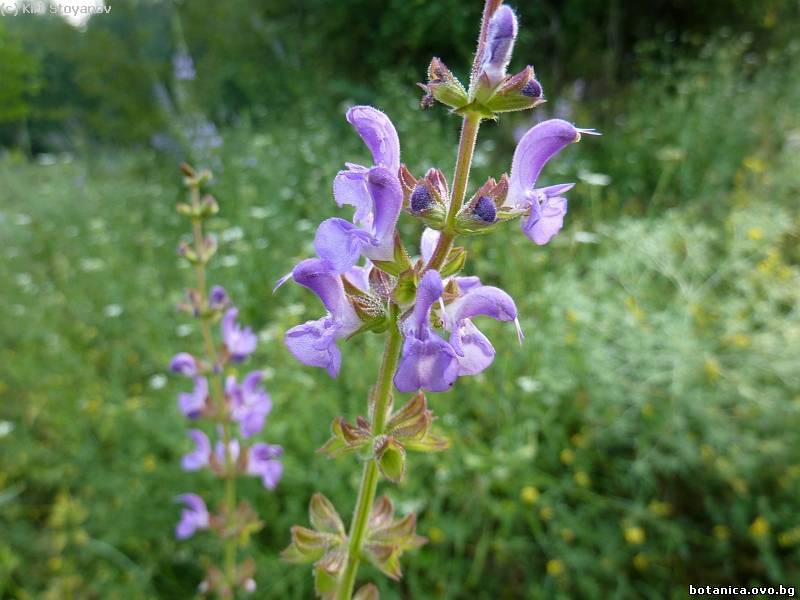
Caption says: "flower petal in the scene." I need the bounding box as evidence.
[452,320,496,376]
[333,170,372,225]
[394,335,459,393]
[181,429,210,471]
[412,270,444,335]
[420,228,439,264]
[448,285,518,324]
[508,119,579,207]
[522,196,567,245]
[362,167,402,262]
[314,218,373,273]
[292,258,359,329]
[284,317,343,378]
[346,106,400,174]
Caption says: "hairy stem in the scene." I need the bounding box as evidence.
[469,0,503,89]
[426,112,482,272]
[189,184,238,592]
[336,304,403,600]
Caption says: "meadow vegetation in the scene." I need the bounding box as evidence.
[1,20,799,600]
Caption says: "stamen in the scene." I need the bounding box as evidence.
[273,271,293,293]
[514,318,525,345]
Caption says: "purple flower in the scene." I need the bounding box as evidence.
[173,51,196,81]
[174,493,209,539]
[394,270,459,393]
[221,308,257,362]
[315,167,402,272]
[480,5,518,86]
[226,371,272,438]
[284,258,362,377]
[178,376,208,418]
[170,352,198,377]
[506,119,585,245]
[444,282,521,376]
[246,443,284,489]
[333,106,400,226]
[181,429,211,471]
[209,285,229,310]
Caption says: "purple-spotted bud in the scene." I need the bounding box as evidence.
[209,285,229,310]
[410,185,433,213]
[472,197,497,223]
[522,78,543,98]
[479,6,518,88]
[454,176,509,233]
[484,66,545,113]
[404,168,448,228]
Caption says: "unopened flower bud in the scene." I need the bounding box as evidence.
[480,6,518,87]
[521,78,543,98]
[410,185,433,213]
[472,196,497,223]
[209,285,229,310]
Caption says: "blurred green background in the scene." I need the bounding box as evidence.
[1,0,800,598]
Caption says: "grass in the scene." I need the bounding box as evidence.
[1,35,800,598]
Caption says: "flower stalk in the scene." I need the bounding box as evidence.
[426,112,482,272]
[336,304,402,600]
[170,164,284,597]
[187,179,241,590]
[279,1,595,597]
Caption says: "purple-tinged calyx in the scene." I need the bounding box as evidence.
[419,57,469,110]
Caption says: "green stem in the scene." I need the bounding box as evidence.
[336,305,403,600]
[426,113,482,272]
[189,184,238,594]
